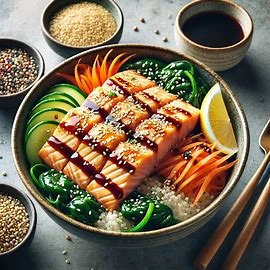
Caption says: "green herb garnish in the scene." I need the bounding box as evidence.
[108,91,117,98]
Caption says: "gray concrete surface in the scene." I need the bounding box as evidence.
[0,0,269,269]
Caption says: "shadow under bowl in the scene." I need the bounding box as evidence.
[41,0,124,58]
[0,38,44,109]
[0,183,37,257]
[12,44,249,248]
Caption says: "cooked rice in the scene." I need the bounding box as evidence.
[95,176,214,232]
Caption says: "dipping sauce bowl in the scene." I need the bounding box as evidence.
[174,0,253,71]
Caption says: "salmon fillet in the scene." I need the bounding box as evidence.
[86,99,200,210]
[86,141,155,210]
[63,122,126,189]
[109,96,149,131]
[134,86,177,114]
[38,70,200,212]
[157,99,200,143]
[103,70,157,95]
[38,107,102,171]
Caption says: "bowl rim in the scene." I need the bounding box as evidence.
[0,183,36,256]
[41,0,124,50]
[11,43,249,239]
[0,38,44,99]
[175,0,254,51]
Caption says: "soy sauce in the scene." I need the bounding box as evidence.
[182,11,244,48]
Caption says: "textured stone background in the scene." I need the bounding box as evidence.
[0,0,269,269]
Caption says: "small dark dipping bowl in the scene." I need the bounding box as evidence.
[0,183,36,258]
[41,0,124,57]
[0,38,44,109]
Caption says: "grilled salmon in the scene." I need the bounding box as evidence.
[39,107,102,171]
[86,141,155,210]
[63,122,126,189]
[134,86,177,114]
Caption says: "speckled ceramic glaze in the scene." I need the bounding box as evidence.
[0,184,36,257]
[11,44,249,248]
[174,0,253,71]
[0,38,44,108]
[41,0,124,57]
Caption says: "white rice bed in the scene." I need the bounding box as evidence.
[95,176,214,232]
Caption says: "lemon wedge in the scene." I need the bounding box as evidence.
[200,83,238,155]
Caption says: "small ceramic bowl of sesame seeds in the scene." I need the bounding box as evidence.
[0,183,36,257]
[0,38,44,108]
[41,0,124,57]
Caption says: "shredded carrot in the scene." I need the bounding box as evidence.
[57,50,135,95]
[158,134,237,205]
[56,72,77,86]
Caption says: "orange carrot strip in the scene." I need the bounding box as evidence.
[85,66,92,80]
[113,54,136,73]
[174,148,205,185]
[158,155,185,171]
[74,63,84,91]
[179,142,205,152]
[183,150,222,179]
[100,49,113,83]
[177,153,234,191]
[80,74,92,92]
[92,55,101,88]
[192,160,237,205]
[56,72,77,86]
[185,162,233,195]
[108,53,127,77]
[168,160,188,179]
[80,77,91,95]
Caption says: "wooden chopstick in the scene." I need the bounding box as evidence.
[221,175,270,270]
[194,151,270,270]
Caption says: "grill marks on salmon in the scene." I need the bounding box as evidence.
[39,71,154,173]
[63,122,127,189]
[38,107,102,171]
[87,141,155,210]
[86,100,199,210]
[38,70,200,211]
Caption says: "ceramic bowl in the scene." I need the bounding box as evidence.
[0,183,36,257]
[174,0,253,71]
[0,38,44,108]
[11,44,249,248]
[41,0,124,58]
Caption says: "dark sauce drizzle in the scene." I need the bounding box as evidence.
[48,136,123,199]
[49,77,191,198]
[82,134,136,173]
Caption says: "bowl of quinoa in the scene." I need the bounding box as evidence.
[0,38,44,108]
[41,0,124,57]
[0,183,36,257]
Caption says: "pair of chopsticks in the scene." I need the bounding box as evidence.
[194,152,270,270]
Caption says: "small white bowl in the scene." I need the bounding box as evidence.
[174,0,253,71]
